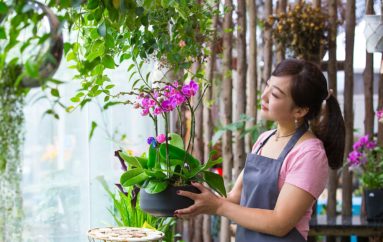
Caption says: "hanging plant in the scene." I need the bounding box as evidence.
[0,64,25,241]
[0,1,64,241]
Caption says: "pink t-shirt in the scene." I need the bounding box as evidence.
[251,130,329,239]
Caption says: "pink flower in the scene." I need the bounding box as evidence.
[141,108,150,116]
[156,134,166,143]
[153,107,162,116]
[377,108,383,123]
[181,80,199,97]
[178,40,186,48]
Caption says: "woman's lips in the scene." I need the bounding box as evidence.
[261,104,268,111]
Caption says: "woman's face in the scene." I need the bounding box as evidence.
[260,75,296,123]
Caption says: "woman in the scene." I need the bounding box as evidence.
[175,59,345,241]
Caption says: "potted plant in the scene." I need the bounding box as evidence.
[364,4,383,53]
[115,79,226,217]
[347,112,383,221]
[266,2,330,62]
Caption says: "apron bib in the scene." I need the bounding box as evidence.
[235,124,308,242]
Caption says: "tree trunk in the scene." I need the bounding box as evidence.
[262,0,273,85]
[363,0,374,137]
[202,4,219,241]
[245,0,258,152]
[326,1,338,242]
[233,0,246,180]
[220,0,234,241]
[276,0,287,64]
[342,1,355,242]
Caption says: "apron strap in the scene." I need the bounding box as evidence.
[277,122,309,161]
[254,129,277,154]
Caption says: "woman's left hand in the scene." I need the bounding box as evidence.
[175,181,223,219]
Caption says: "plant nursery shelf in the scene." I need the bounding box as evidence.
[309,215,383,237]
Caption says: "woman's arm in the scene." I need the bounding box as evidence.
[176,182,315,237]
[226,170,243,204]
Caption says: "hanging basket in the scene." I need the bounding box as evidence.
[364,15,383,53]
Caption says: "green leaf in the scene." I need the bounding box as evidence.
[147,145,156,169]
[202,157,222,171]
[71,96,81,103]
[66,51,77,62]
[103,55,115,69]
[0,27,6,39]
[159,143,200,170]
[25,60,39,78]
[87,0,99,9]
[203,171,227,197]
[168,133,184,149]
[0,2,8,14]
[120,168,148,187]
[89,121,97,140]
[128,63,135,72]
[145,170,166,179]
[161,0,170,8]
[50,88,60,97]
[119,151,148,169]
[144,180,168,194]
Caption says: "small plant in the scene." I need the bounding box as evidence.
[266,1,330,60]
[97,177,177,241]
[116,80,226,197]
[348,135,383,189]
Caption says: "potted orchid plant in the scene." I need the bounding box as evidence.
[116,79,226,217]
[347,109,383,221]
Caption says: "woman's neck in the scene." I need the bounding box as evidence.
[276,121,296,136]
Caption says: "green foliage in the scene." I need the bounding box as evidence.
[119,133,227,197]
[97,176,176,242]
[62,0,215,111]
[360,146,383,189]
[212,114,275,146]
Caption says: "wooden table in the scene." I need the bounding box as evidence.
[309,215,383,241]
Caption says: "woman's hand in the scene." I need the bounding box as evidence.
[175,181,223,219]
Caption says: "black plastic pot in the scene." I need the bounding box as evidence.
[140,185,200,217]
[364,188,383,222]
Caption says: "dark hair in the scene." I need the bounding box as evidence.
[272,59,345,169]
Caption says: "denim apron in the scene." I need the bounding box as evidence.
[235,124,308,242]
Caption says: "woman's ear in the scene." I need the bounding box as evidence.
[294,106,309,120]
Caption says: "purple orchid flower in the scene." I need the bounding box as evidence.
[181,80,199,97]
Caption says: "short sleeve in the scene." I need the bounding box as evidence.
[284,148,329,199]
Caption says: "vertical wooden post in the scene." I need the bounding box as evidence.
[275,0,287,64]
[233,0,247,180]
[342,1,355,242]
[326,1,339,242]
[364,0,375,137]
[220,0,234,240]
[263,0,273,85]
[202,3,219,241]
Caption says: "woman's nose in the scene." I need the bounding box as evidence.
[261,87,270,100]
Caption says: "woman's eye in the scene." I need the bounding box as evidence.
[272,93,278,98]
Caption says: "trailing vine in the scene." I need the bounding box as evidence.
[0,64,25,242]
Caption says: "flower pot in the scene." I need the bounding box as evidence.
[364,188,383,222]
[140,185,200,217]
[364,15,383,53]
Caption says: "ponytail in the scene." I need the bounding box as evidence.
[311,95,345,169]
